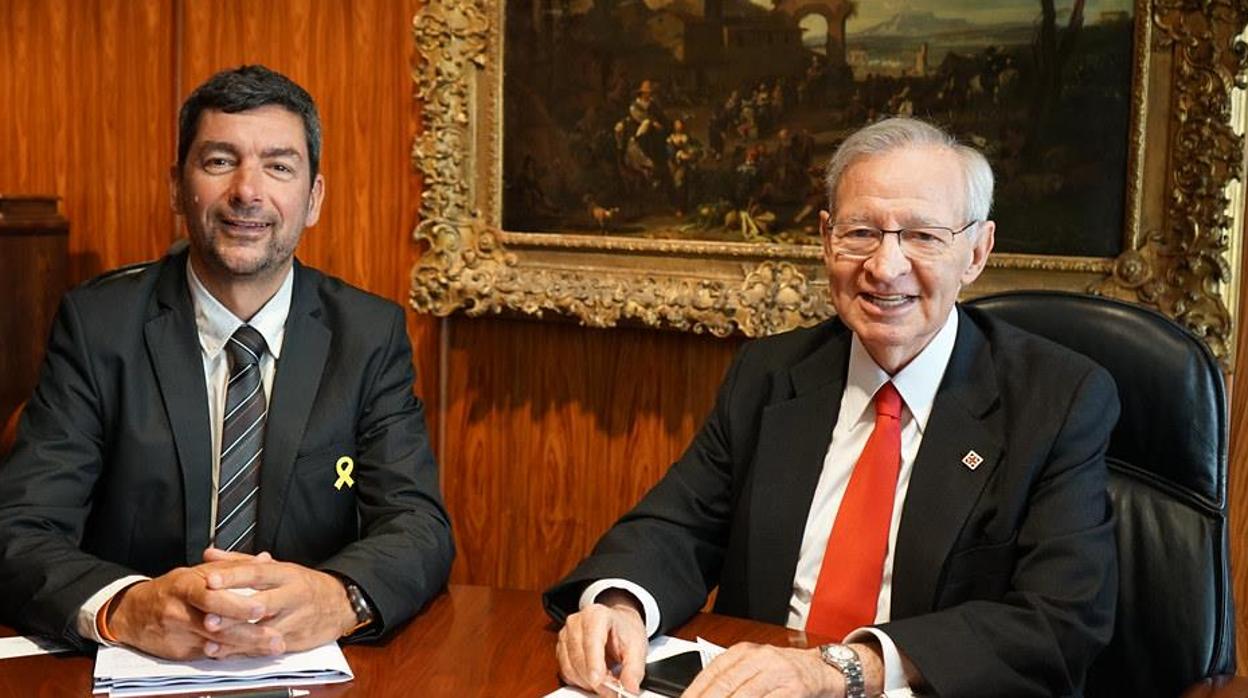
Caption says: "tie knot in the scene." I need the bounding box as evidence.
[227,325,267,369]
[874,382,902,420]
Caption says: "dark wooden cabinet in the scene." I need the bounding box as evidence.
[0,196,68,426]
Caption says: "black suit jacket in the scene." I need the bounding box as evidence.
[545,306,1118,697]
[0,251,454,646]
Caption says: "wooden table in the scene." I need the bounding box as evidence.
[1,584,1244,696]
[1185,678,1248,698]
[0,584,816,697]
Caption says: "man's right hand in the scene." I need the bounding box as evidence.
[556,590,649,697]
[107,551,279,660]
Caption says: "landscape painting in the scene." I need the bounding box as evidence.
[501,0,1136,257]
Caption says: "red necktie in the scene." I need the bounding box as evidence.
[805,382,903,639]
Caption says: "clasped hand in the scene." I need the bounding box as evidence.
[108,547,357,660]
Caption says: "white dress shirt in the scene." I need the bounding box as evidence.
[75,260,293,643]
[582,308,960,696]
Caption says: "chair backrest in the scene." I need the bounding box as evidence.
[966,290,1234,697]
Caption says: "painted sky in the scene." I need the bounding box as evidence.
[851,0,1131,31]
[746,0,1132,32]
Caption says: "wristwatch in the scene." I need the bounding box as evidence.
[342,579,375,636]
[819,643,866,698]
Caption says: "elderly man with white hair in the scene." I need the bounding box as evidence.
[546,116,1118,698]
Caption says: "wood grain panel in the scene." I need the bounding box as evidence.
[440,315,741,590]
[0,0,176,283]
[0,212,67,425]
[1229,227,1248,670]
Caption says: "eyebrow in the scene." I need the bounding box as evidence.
[260,147,303,161]
[197,141,240,156]
[833,213,946,227]
[196,142,303,161]
[899,215,947,228]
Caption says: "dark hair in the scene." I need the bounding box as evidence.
[177,65,322,181]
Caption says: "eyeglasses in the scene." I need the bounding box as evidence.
[826,220,979,261]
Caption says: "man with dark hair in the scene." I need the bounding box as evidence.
[547,117,1117,697]
[0,65,454,660]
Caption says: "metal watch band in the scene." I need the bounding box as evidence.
[819,643,866,698]
[344,580,374,628]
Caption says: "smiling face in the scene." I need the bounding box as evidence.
[174,105,324,288]
[821,146,994,373]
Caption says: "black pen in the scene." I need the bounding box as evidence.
[197,689,310,698]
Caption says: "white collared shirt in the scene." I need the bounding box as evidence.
[76,260,294,644]
[583,308,960,696]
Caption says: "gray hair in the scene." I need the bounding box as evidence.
[823,117,994,224]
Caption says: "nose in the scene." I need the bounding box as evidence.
[864,232,912,280]
[228,164,263,208]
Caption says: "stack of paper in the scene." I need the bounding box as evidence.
[92,641,353,697]
[0,635,73,659]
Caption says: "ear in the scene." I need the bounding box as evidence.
[168,165,183,214]
[960,220,995,286]
[818,209,835,263]
[304,173,326,227]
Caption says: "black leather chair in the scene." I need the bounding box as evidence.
[966,290,1235,697]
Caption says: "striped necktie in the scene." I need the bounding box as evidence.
[214,325,268,553]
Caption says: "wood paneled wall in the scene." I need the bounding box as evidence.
[7,0,1248,671]
[441,316,738,589]
[0,0,176,283]
[1230,248,1248,669]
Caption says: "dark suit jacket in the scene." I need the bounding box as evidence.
[544,306,1119,697]
[0,251,454,647]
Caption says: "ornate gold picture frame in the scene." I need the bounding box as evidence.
[411,0,1248,364]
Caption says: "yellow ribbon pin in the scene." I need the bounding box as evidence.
[334,456,355,490]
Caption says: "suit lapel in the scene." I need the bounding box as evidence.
[747,326,851,624]
[890,309,1003,619]
[144,255,215,564]
[256,261,330,551]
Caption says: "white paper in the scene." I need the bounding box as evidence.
[93,640,352,697]
[0,635,74,659]
[543,635,725,698]
[695,636,727,667]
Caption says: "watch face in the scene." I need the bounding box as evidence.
[829,645,855,662]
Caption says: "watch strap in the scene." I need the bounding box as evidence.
[820,643,866,698]
[341,579,374,636]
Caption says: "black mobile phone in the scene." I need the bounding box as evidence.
[639,650,703,697]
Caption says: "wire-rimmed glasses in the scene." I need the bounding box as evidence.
[826,220,979,261]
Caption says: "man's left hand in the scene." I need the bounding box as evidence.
[683,643,842,698]
[200,550,357,655]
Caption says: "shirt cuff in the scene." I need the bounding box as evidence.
[578,578,662,638]
[76,575,149,645]
[846,626,914,697]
